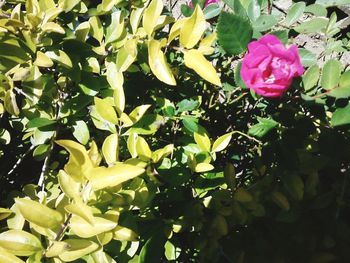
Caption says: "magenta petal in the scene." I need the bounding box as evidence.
[258,34,282,46]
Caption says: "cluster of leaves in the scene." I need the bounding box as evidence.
[0,0,350,262]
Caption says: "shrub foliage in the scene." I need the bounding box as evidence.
[0,0,350,262]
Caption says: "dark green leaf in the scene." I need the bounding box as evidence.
[217,12,253,55]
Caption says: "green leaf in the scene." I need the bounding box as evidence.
[304,4,327,16]
[0,230,42,256]
[180,4,193,17]
[294,17,328,33]
[320,59,342,90]
[302,65,320,92]
[315,0,350,7]
[15,198,63,228]
[248,118,278,138]
[203,4,221,19]
[247,0,260,22]
[329,70,350,98]
[222,0,247,19]
[72,120,90,145]
[139,234,166,263]
[282,174,304,201]
[253,14,277,32]
[331,103,350,127]
[298,48,317,67]
[217,12,253,55]
[27,117,56,129]
[177,99,200,113]
[285,2,305,26]
[234,187,253,202]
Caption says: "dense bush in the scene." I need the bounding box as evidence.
[0,0,350,262]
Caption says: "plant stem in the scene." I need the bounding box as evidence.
[7,145,35,176]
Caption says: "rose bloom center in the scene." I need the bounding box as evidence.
[261,57,290,84]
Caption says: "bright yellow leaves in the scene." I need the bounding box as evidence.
[142,0,163,36]
[148,39,176,86]
[56,140,146,190]
[180,6,207,49]
[184,49,222,87]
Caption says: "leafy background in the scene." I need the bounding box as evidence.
[0,0,350,262]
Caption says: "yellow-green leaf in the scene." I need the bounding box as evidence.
[106,62,124,89]
[194,129,211,152]
[94,97,118,125]
[142,0,163,36]
[0,247,25,263]
[194,163,214,173]
[42,22,65,34]
[116,40,137,72]
[45,241,68,258]
[0,230,42,256]
[148,39,176,86]
[234,188,253,202]
[113,87,125,115]
[89,164,145,190]
[58,170,81,199]
[152,144,174,163]
[102,133,119,165]
[56,140,93,181]
[130,7,145,34]
[34,51,53,67]
[129,105,151,123]
[70,215,117,238]
[75,21,90,41]
[211,132,232,152]
[136,136,152,161]
[184,49,221,86]
[65,200,94,225]
[89,16,103,43]
[59,239,98,262]
[127,133,138,158]
[168,19,186,44]
[4,90,19,116]
[180,5,206,49]
[113,226,138,241]
[15,198,63,229]
[271,191,290,211]
[0,208,12,220]
[46,50,73,68]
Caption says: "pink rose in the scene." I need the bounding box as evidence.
[188,0,219,8]
[241,34,304,98]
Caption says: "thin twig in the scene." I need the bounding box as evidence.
[6,145,36,176]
